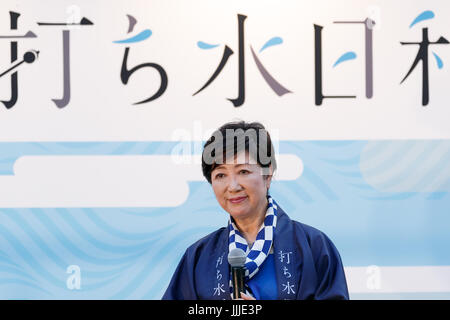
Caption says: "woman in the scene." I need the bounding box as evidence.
[163,121,349,300]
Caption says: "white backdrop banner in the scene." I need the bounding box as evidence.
[0,0,449,300]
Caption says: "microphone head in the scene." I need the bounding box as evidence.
[228,248,246,267]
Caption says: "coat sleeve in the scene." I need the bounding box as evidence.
[162,249,198,300]
[310,231,349,300]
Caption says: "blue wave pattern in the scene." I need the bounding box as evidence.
[0,140,448,299]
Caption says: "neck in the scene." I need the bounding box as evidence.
[233,197,268,246]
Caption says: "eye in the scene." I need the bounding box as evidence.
[239,169,250,175]
[215,173,225,179]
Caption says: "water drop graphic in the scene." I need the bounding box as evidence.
[432,51,443,69]
[113,29,152,44]
[197,41,220,50]
[410,10,435,29]
[259,37,283,53]
[333,51,357,68]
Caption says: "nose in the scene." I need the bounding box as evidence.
[227,175,242,192]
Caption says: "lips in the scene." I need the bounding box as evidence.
[229,196,247,204]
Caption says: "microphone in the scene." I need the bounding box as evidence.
[228,248,246,299]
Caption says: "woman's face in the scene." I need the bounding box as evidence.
[211,152,272,221]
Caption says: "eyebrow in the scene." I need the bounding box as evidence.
[213,163,248,170]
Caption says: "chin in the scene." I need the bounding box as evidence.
[228,207,251,219]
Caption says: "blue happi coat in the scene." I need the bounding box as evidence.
[162,206,349,300]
